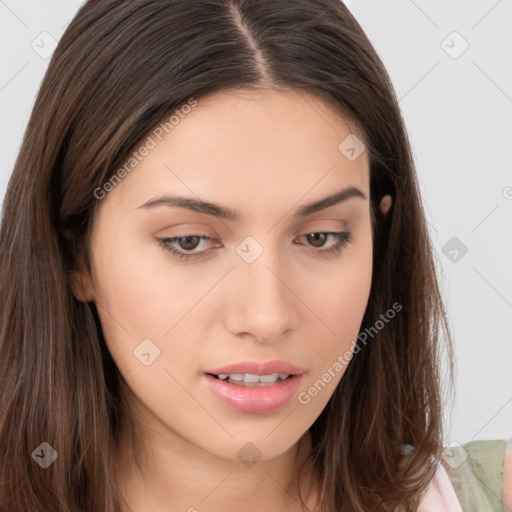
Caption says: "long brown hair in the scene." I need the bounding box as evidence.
[0,1,455,510]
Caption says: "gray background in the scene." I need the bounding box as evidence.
[1,0,511,446]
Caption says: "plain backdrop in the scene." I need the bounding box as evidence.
[1,0,511,447]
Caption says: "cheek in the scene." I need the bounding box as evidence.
[312,228,372,340]
[89,226,224,381]
[297,229,372,401]
[90,222,203,332]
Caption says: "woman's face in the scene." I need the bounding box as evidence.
[76,88,373,462]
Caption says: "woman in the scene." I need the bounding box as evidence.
[0,1,509,511]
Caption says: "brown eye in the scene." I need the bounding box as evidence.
[158,235,215,261]
[305,232,329,248]
[175,235,202,251]
[296,231,352,255]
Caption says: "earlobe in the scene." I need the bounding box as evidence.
[68,270,95,303]
[379,195,392,216]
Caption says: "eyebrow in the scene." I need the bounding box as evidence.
[137,186,366,222]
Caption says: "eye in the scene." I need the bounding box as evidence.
[295,231,352,256]
[158,235,215,261]
[157,231,352,262]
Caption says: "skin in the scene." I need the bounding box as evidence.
[70,88,392,512]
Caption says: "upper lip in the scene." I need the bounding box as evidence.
[205,360,305,376]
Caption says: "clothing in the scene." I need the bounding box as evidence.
[418,460,464,511]
[417,439,508,511]
[440,439,508,512]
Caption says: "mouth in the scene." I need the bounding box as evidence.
[207,372,292,386]
[202,360,304,414]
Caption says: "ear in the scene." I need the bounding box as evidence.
[379,194,392,216]
[68,269,96,303]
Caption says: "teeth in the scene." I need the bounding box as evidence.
[243,374,262,383]
[215,373,290,386]
[258,373,279,383]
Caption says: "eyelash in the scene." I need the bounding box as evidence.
[157,231,352,262]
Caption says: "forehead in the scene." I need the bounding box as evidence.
[171,87,367,159]
[97,87,370,217]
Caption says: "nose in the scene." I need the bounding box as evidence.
[225,249,299,344]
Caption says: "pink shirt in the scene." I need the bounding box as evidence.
[417,461,463,512]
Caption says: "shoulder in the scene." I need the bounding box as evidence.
[401,444,463,511]
[440,439,510,512]
[504,439,512,510]
[417,460,463,511]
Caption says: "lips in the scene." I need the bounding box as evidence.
[205,360,304,377]
[203,360,305,413]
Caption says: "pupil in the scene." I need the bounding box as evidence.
[308,233,326,248]
[180,236,200,250]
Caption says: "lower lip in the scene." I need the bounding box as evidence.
[203,374,303,414]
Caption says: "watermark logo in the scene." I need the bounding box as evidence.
[338,134,366,161]
[441,31,469,60]
[442,236,468,263]
[133,338,161,366]
[31,442,59,468]
[236,236,264,264]
[31,31,58,59]
[441,441,469,469]
[237,442,262,468]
